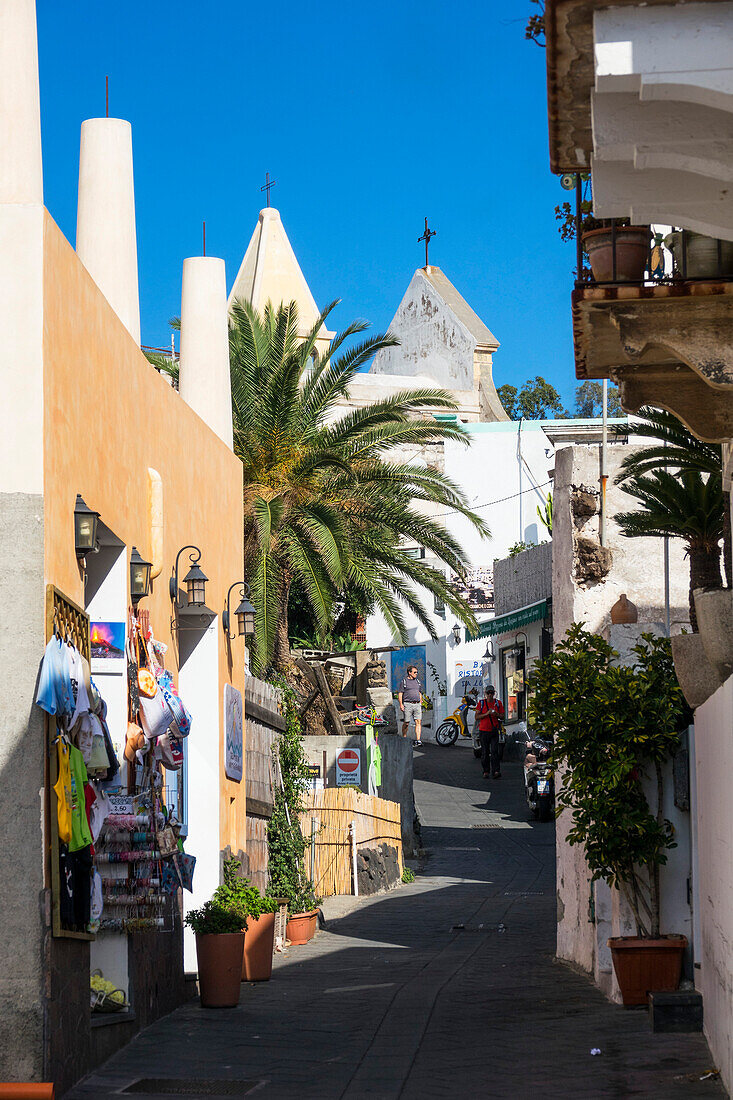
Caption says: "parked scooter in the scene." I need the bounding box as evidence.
[523,735,554,821]
[435,693,477,746]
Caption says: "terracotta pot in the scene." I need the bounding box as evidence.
[608,934,687,1006]
[582,225,650,283]
[610,593,638,625]
[286,909,318,945]
[195,932,245,1008]
[242,911,276,981]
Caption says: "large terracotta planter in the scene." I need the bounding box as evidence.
[195,932,245,1008]
[671,633,724,709]
[242,912,276,981]
[582,225,650,283]
[608,935,687,1006]
[286,909,318,945]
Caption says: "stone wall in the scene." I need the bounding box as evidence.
[494,540,552,615]
[552,443,691,985]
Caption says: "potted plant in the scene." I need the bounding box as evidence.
[184,899,246,1008]
[555,174,650,283]
[663,230,733,279]
[215,860,280,981]
[285,881,322,946]
[529,624,691,1006]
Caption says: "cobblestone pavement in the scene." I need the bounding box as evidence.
[68,742,725,1099]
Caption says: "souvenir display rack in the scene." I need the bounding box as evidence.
[46,584,95,940]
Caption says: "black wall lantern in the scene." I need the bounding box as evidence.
[223,582,256,639]
[130,546,152,604]
[451,622,462,645]
[170,545,208,608]
[74,494,100,558]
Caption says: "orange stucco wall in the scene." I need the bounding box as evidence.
[41,210,246,857]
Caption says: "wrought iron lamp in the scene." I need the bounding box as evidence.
[129,546,152,604]
[451,622,462,645]
[223,582,256,639]
[169,545,208,608]
[74,494,99,558]
[483,639,496,662]
[514,630,529,656]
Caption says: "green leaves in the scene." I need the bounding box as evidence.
[230,299,490,668]
[528,625,687,936]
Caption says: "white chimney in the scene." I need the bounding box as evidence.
[0,0,43,203]
[179,257,233,449]
[76,118,140,344]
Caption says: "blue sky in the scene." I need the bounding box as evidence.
[36,1,579,406]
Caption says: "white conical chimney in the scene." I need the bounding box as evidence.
[76,117,140,344]
[179,257,233,449]
[0,0,42,203]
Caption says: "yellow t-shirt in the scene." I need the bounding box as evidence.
[53,739,72,844]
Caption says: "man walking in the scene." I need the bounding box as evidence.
[398,665,424,748]
[476,685,505,779]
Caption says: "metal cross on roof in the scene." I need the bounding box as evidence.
[261,172,277,207]
[418,216,436,267]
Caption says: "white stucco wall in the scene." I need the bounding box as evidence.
[694,675,733,1096]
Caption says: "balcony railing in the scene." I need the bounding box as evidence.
[570,178,733,288]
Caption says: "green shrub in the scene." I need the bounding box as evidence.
[528,623,691,937]
[184,900,246,936]
[401,867,415,884]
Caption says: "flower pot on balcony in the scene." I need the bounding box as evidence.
[286,909,318,945]
[664,231,733,279]
[582,225,650,282]
[608,935,687,1006]
[242,911,276,981]
[694,588,733,678]
[671,632,725,709]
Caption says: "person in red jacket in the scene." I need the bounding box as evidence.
[476,685,505,779]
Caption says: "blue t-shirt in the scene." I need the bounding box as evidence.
[36,638,75,717]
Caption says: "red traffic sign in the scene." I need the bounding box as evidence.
[337,749,360,772]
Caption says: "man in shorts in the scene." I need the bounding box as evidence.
[398,665,424,747]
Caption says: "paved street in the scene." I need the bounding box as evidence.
[69,743,724,1099]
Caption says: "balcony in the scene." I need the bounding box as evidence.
[568,204,733,441]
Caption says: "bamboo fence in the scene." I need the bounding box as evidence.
[300,787,403,897]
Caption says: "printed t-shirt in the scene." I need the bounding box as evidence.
[53,739,73,844]
[69,745,93,851]
[399,676,423,703]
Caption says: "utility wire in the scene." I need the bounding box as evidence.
[432,479,554,519]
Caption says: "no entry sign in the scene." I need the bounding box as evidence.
[336,747,362,787]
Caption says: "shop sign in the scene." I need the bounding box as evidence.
[336,748,361,787]
[455,660,482,696]
[224,684,243,782]
[305,763,323,793]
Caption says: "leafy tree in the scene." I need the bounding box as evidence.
[231,299,488,671]
[525,0,545,45]
[529,625,690,937]
[575,381,623,418]
[497,375,566,420]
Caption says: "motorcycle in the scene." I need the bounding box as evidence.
[523,736,554,821]
[435,694,477,746]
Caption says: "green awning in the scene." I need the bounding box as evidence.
[466,599,548,642]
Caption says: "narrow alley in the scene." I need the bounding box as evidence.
[69,745,722,1100]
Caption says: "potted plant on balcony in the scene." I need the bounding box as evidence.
[184,898,246,1008]
[529,624,692,1006]
[556,175,650,282]
[663,230,733,279]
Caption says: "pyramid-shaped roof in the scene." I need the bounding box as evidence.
[421,266,499,351]
[228,208,334,343]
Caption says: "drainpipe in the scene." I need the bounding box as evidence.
[600,380,608,545]
[517,416,524,542]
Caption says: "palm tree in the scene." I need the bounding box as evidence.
[613,406,730,586]
[230,299,489,671]
[615,469,724,630]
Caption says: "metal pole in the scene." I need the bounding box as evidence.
[351,821,359,896]
[518,417,524,542]
[600,379,608,546]
[663,436,671,636]
[575,173,583,282]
